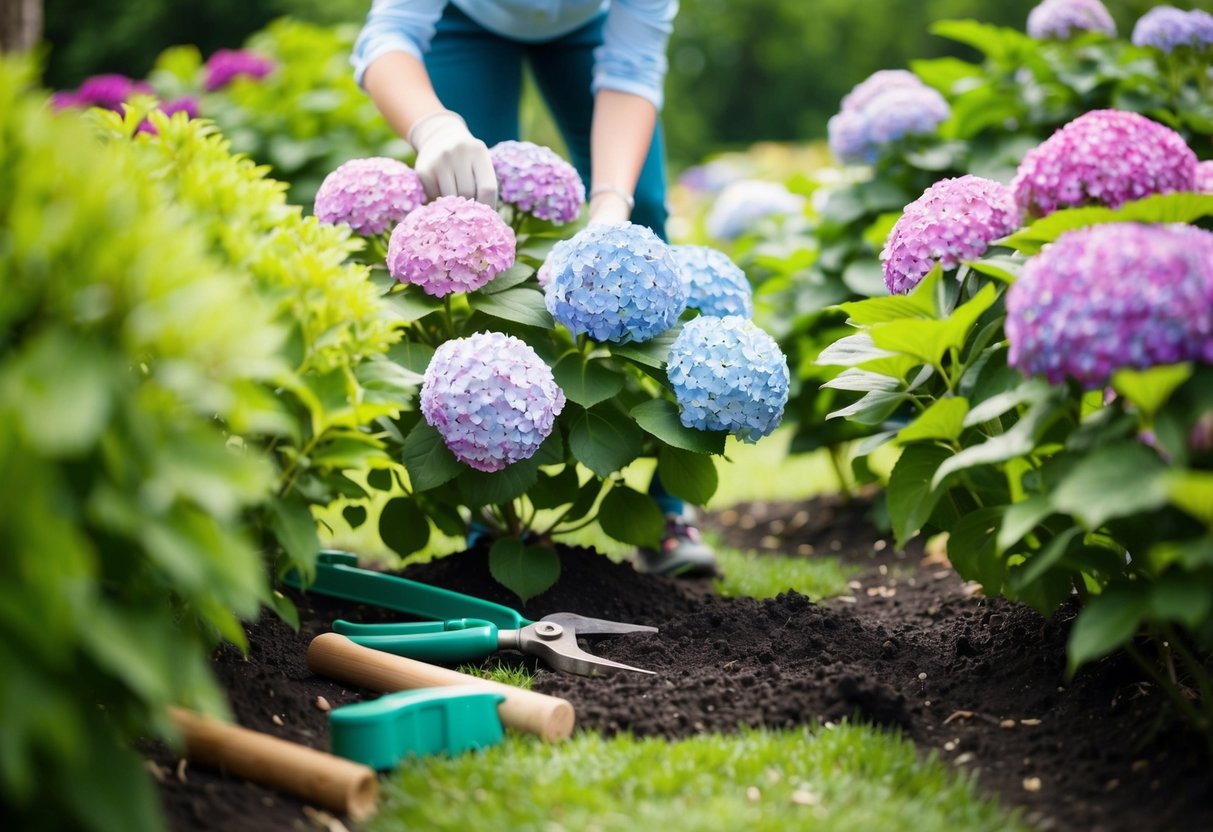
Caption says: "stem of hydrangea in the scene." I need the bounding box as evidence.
[1163,624,1213,730]
[1125,637,1212,750]
[442,295,456,338]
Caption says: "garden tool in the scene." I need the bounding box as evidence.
[284,551,658,676]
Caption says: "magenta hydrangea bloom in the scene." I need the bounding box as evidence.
[204,49,275,92]
[881,176,1021,295]
[65,74,153,112]
[1026,0,1117,40]
[1196,161,1213,194]
[1131,6,1210,52]
[387,195,515,296]
[1011,110,1197,218]
[489,140,585,224]
[421,332,566,473]
[1006,223,1213,388]
[315,157,426,236]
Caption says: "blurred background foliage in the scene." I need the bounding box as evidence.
[43,0,1165,170]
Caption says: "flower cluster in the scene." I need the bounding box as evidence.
[1011,109,1197,218]
[705,179,806,241]
[677,157,748,195]
[52,74,152,112]
[828,71,950,165]
[489,140,585,224]
[1131,6,1213,52]
[1197,161,1213,194]
[671,245,754,318]
[1026,0,1117,40]
[666,316,789,443]
[315,157,427,236]
[1006,223,1213,388]
[542,223,686,343]
[420,332,566,472]
[204,49,276,92]
[881,175,1021,295]
[387,195,515,296]
[135,97,201,135]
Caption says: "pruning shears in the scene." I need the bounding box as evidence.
[284,551,657,677]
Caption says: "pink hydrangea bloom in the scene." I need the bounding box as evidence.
[1011,110,1197,218]
[1196,161,1213,194]
[421,332,565,472]
[1006,223,1213,388]
[387,195,515,296]
[1026,0,1117,40]
[314,157,426,236]
[204,49,275,92]
[490,140,585,224]
[881,176,1021,295]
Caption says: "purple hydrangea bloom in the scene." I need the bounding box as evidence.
[315,157,427,236]
[71,74,153,112]
[881,175,1021,295]
[666,316,789,443]
[1190,10,1213,48]
[135,97,201,135]
[1196,161,1213,194]
[671,245,754,318]
[828,85,951,165]
[542,223,687,343]
[1006,223,1213,388]
[420,332,565,473]
[839,69,925,113]
[1011,110,1197,218]
[705,180,806,241]
[489,140,585,224]
[204,49,275,92]
[387,195,515,296]
[1026,0,1117,40]
[1131,6,1209,52]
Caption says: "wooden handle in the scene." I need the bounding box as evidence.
[168,707,378,822]
[307,632,576,742]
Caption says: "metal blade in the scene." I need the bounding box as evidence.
[517,619,657,676]
[538,612,658,637]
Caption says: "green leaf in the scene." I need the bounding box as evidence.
[1147,572,1212,630]
[1067,587,1148,674]
[997,495,1053,553]
[610,326,681,369]
[553,352,625,408]
[630,399,726,454]
[657,446,719,505]
[836,275,937,324]
[1050,441,1170,530]
[402,421,465,492]
[815,332,898,368]
[946,506,1005,593]
[1166,470,1213,527]
[378,496,431,557]
[1111,364,1192,420]
[888,444,952,547]
[965,255,1024,284]
[963,378,1052,426]
[529,466,582,510]
[477,262,535,294]
[342,504,368,529]
[387,340,436,376]
[366,468,396,492]
[897,397,969,443]
[488,539,561,603]
[381,288,444,322]
[557,479,606,526]
[820,369,901,393]
[269,496,320,579]
[841,259,887,297]
[1001,193,1213,255]
[309,435,388,470]
[934,392,1063,487]
[869,283,998,368]
[1014,526,1083,589]
[826,389,907,425]
[567,405,645,477]
[598,486,665,548]
[469,285,554,328]
[457,456,541,507]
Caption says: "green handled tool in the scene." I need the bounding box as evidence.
[285,551,658,676]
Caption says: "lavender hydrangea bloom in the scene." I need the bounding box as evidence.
[387,195,515,296]
[1131,6,1207,52]
[1189,10,1213,48]
[828,84,951,165]
[421,332,565,473]
[489,140,585,224]
[839,69,925,112]
[881,175,1021,295]
[666,316,789,443]
[670,245,754,318]
[204,49,275,92]
[315,157,426,236]
[1026,0,1117,40]
[1006,223,1213,388]
[1011,110,1197,218]
[705,180,806,241]
[542,223,687,342]
[1196,161,1213,194]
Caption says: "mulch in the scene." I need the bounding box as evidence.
[150,495,1213,832]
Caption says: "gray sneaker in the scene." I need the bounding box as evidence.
[636,508,718,577]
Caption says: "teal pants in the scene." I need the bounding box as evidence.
[425,4,670,239]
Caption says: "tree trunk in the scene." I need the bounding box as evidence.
[0,0,43,53]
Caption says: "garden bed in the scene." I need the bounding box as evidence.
[151,496,1213,831]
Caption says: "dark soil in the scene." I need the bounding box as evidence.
[153,495,1213,832]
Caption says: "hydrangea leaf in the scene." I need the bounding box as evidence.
[657,445,719,506]
[944,506,1005,594]
[837,265,942,325]
[403,421,465,492]
[378,496,431,557]
[268,495,321,582]
[1147,572,1213,630]
[553,352,625,408]
[997,495,1054,554]
[381,288,444,322]
[934,391,1065,488]
[870,283,998,368]
[1067,587,1149,674]
[826,390,907,425]
[469,285,554,328]
[457,455,541,507]
[1049,441,1170,529]
[896,397,969,444]
[568,404,645,478]
[598,486,665,549]
[631,399,726,454]
[342,505,368,530]
[887,443,952,547]
[529,466,582,510]
[611,326,682,369]
[488,539,561,604]
[477,262,535,295]
[841,259,887,297]
[387,340,436,376]
[1111,364,1193,421]
[1167,471,1213,527]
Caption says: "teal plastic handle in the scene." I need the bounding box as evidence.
[282,551,531,630]
[342,623,500,663]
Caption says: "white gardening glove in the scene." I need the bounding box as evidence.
[408,110,498,207]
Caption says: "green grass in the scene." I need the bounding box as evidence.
[456,662,535,690]
[712,540,856,601]
[368,724,1025,832]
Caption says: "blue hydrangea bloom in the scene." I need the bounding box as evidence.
[420,331,566,472]
[671,245,754,318]
[666,316,789,443]
[1132,6,1210,52]
[704,180,806,241]
[542,223,687,343]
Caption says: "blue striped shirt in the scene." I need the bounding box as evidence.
[352,0,678,109]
